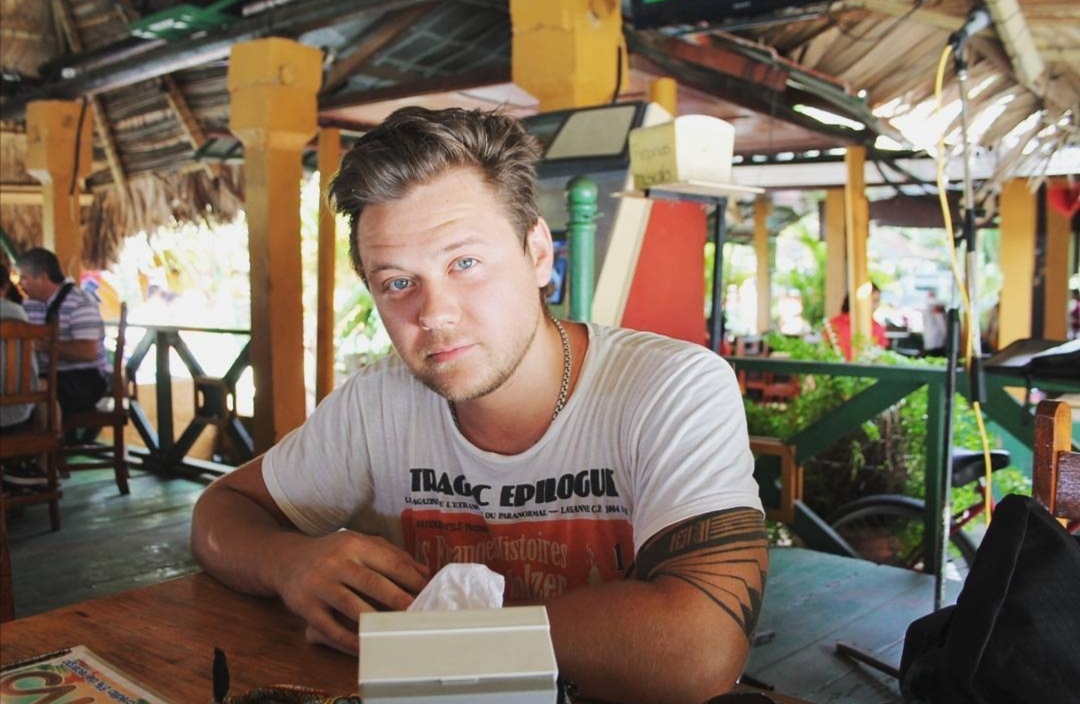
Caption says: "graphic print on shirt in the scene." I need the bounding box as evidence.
[401,467,634,601]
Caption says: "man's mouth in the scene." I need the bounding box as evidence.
[425,342,473,365]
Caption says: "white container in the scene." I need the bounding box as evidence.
[358,606,559,704]
[628,114,736,190]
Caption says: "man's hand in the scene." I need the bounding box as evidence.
[271,530,430,654]
[191,456,430,655]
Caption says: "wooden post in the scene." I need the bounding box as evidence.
[844,146,871,342]
[754,196,771,334]
[228,38,322,451]
[823,188,847,318]
[1043,178,1070,341]
[998,179,1035,347]
[25,100,93,276]
[316,127,341,404]
[510,0,625,111]
[649,77,677,116]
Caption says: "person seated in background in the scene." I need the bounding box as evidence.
[825,285,888,361]
[14,248,109,418]
[191,106,768,704]
[921,290,947,357]
[1,262,43,488]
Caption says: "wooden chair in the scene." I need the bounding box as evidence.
[59,303,130,495]
[1033,399,1080,522]
[1,491,12,621]
[1,318,62,532]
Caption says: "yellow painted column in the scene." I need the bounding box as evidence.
[1043,178,1070,340]
[844,146,871,341]
[754,196,771,334]
[649,77,677,117]
[998,179,1035,347]
[228,37,322,451]
[316,127,340,404]
[510,0,626,111]
[823,188,847,318]
[25,100,93,276]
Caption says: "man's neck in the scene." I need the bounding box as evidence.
[41,280,64,303]
[453,320,583,455]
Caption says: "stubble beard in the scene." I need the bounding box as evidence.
[411,305,543,404]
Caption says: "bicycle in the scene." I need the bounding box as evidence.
[827,448,1013,581]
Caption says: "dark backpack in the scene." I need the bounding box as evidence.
[899,494,1080,704]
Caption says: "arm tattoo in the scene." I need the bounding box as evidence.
[635,507,768,639]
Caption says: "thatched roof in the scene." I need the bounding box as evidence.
[1,0,1076,267]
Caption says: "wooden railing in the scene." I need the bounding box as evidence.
[728,356,1080,575]
[123,323,254,477]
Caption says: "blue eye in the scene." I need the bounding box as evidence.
[456,257,477,271]
[388,278,410,291]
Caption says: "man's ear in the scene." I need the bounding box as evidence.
[525,218,555,288]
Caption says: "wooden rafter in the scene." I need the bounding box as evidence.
[112,0,217,177]
[51,0,128,192]
[847,0,966,33]
[986,0,1046,97]
[0,182,93,206]
[323,3,435,93]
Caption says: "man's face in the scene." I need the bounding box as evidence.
[14,269,48,302]
[357,167,554,403]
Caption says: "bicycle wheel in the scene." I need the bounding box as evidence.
[829,495,978,581]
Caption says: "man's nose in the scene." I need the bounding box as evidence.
[417,283,460,331]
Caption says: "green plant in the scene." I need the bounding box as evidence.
[743,340,1004,521]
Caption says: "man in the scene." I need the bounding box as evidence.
[15,248,108,416]
[191,107,767,703]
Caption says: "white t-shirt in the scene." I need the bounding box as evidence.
[264,323,762,601]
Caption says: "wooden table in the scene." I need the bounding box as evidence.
[744,547,960,703]
[1,568,814,704]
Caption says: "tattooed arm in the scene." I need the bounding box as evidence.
[545,507,769,704]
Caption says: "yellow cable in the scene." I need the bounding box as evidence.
[933,43,995,524]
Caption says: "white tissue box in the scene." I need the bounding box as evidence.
[358,606,559,704]
[628,114,736,190]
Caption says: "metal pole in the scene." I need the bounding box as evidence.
[710,197,729,353]
[566,175,597,323]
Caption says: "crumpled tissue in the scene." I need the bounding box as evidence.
[407,563,505,611]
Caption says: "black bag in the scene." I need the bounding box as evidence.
[899,494,1080,704]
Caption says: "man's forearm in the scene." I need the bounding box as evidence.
[57,338,101,363]
[190,483,308,598]
[546,577,750,703]
[547,508,768,704]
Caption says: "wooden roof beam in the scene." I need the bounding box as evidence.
[985,0,1046,97]
[51,0,129,192]
[322,3,435,93]
[0,182,93,206]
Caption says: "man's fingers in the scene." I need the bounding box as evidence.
[338,560,420,614]
[304,611,359,654]
[346,534,431,595]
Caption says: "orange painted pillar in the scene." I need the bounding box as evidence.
[228,38,322,450]
[25,100,93,276]
[844,146,871,342]
[316,127,341,404]
[998,179,1035,347]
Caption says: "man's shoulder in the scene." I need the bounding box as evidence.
[592,323,715,357]
[63,284,102,307]
[588,324,729,378]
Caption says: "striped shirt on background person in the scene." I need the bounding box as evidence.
[22,280,109,375]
